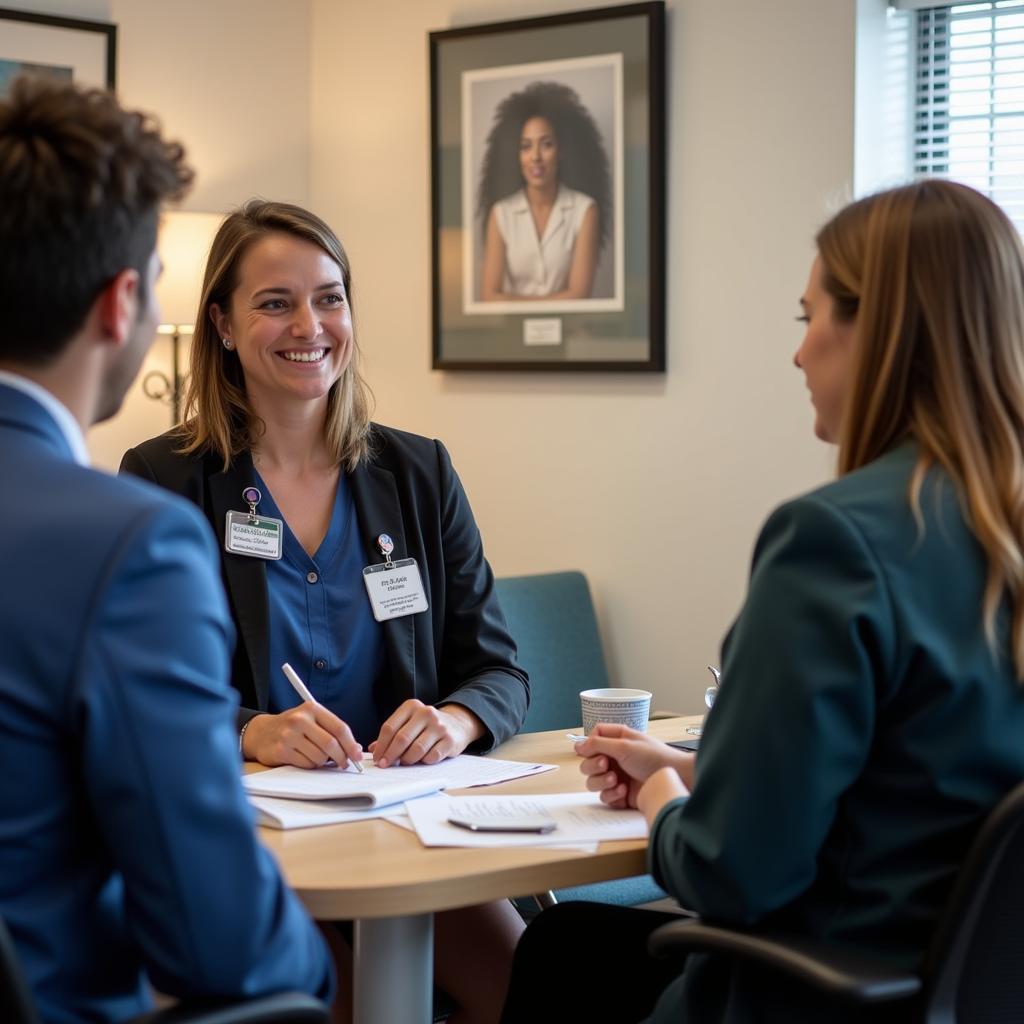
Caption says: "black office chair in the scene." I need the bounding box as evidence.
[648,778,1024,1021]
[0,914,329,1024]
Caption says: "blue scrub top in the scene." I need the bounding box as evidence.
[256,471,385,746]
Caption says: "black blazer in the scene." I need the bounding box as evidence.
[121,424,529,750]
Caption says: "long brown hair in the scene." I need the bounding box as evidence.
[818,179,1024,677]
[177,199,373,471]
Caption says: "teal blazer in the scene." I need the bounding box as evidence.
[648,444,1024,1024]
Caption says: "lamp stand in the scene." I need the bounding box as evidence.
[141,326,186,427]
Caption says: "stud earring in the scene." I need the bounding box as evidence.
[222,338,234,350]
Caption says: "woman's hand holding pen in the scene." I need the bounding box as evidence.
[369,699,485,767]
[576,723,695,810]
[242,704,363,770]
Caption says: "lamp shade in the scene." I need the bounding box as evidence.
[156,211,223,328]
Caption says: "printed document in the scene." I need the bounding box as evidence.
[406,791,648,847]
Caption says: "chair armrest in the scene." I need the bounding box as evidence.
[126,992,329,1024]
[648,918,921,1004]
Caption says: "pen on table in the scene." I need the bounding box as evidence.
[281,662,364,773]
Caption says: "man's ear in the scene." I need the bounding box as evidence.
[95,268,141,349]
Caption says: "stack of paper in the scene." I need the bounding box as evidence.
[248,798,412,830]
[244,755,556,829]
[244,765,439,808]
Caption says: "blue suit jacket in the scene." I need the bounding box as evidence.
[0,382,331,1023]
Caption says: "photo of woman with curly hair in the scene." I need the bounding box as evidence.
[460,55,623,314]
[476,79,613,302]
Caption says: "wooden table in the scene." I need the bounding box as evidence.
[256,716,699,1024]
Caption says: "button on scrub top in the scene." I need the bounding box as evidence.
[259,472,385,746]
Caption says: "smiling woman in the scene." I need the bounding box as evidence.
[119,199,530,1023]
[210,233,354,418]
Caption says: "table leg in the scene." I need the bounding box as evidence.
[353,913,434,1024]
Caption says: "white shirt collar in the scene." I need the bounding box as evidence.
[510,185,569,213]
[0,369,91,466]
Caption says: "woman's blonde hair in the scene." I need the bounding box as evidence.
[818,179,1024,677]
[177,199,373,471]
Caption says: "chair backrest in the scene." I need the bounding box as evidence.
[495,571,610,733]
[0,917,38,1024]
[923,778,1024,1022]
[0,912,329,1024]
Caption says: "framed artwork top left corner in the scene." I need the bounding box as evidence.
[0,6,116,94]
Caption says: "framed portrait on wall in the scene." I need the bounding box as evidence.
[0,6,115,93]
[430,1,665,371]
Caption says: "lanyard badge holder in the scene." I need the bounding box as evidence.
[362,532,428,622]
[224,486,284,560]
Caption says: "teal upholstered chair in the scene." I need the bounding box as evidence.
[495,571,668,909]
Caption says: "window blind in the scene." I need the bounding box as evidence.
[914,1,1024,232]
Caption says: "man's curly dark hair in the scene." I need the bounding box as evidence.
[476,80,611,251]
[0,75,192,365]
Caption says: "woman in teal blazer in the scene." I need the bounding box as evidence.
[501,180,1024,1023]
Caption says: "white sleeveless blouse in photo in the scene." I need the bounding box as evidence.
[492,186,595,297]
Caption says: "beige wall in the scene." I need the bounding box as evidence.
[310,0,854,712]
[7,0,312,212]
[6,0,858,713]
[4,0,312,468]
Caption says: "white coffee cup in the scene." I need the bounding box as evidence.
[580,688,653,735]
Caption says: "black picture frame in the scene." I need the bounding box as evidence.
[0,6,116,93]
[430,1,665,372]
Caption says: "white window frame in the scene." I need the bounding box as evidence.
[904,1,1024,232]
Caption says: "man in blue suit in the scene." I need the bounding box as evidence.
[0,77,332,1022]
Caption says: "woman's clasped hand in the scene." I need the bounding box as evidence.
[575,723,695,810]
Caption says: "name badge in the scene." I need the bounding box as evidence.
[224,510,284,560]
[363,558,428,621]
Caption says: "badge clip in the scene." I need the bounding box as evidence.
[377,533,396,569]
[242,486,262,524]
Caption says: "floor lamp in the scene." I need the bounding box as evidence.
[144,211,223,426]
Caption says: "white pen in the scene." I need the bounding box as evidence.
[281,662,364,773]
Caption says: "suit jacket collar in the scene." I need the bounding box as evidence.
[207,451,272,710]
[0,380,78,463]
[350,453,417,706]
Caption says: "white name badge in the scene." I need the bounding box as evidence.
[362,558,429,621]
[224,510,284,560]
